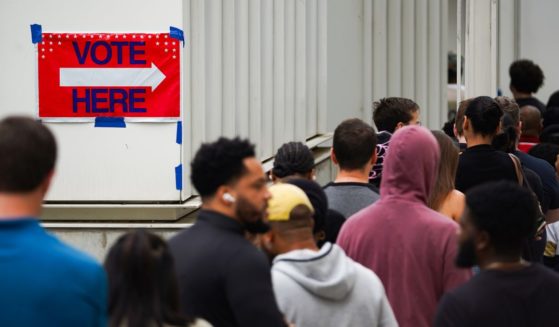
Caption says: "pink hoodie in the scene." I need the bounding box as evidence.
[337,126,471,327]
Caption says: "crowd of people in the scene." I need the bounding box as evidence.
[2,58,559,327]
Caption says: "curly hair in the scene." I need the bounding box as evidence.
[272,142,314,178]
[190,137,255,197]
[509,59,544,94]
[466,181,538,256]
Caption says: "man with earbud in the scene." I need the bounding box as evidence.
[169,137,288,327]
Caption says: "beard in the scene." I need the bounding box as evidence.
[235,195,270,234]
[455,236,477,268]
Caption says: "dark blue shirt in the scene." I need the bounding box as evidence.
[0,218,107,327]
[516,150,559,211]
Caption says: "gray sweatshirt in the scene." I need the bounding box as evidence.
[271,243,398,327]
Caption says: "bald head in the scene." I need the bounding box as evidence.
[520,105,542,137]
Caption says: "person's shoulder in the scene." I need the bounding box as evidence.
[225,237,269,269]
[448,189,465,203]
[351,258,383,287]
[532,263,559,282]
[43,233,103,273]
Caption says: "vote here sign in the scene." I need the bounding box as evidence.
[38,33,180,118]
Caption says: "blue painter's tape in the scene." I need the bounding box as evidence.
[176,121,182,144]
[94,117,126,128]
[175,164,183,190]
[30,24,42,44]
[169,26,185,47]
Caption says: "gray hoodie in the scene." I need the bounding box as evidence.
[272,243,398,327]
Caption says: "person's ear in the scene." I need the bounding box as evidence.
[314,230,326,242]
[270,171,278,183]
[463,116,469,132]
[453,123,459,139]
[261,232,275,251]
[370,149,378,165]
[305,169,316,181]
[217,186,236,206]
[330,148,339,165]
[476,231,490,252]
[39,170,55,198]
[395,122,406,130]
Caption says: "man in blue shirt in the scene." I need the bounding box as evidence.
[0,116,107,327]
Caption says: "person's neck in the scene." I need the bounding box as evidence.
[0,194,42,219]
[201,203,237,221]
[457,135,466,144]
[513,91,532,100]
[465,134,493,148]
[522,131,540,139]
[335,168,370,184]
[478,254,527,271]
[282,239,320,253]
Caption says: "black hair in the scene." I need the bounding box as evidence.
[492,97,520,153]
[0,116,57,192]
[272,142,314,178]
[548,91,559,108]
[105,230,191,327]
[333,118,377,171]
[543,107,559,129]
[509,59,544,94]
[529,143,559,168]
[191,137,255,197]
[372,97,419,133]
[464,96,503,137]
[466,181,538,257]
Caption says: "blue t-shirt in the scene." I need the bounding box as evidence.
[0,218,107,327]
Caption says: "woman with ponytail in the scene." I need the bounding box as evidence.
[454,96,518,192]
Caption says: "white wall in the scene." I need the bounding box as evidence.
[518,0,559,104]
[326,0,363,130]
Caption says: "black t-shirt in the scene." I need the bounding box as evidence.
[169,210,286,327]
[434,264,559,327]
[324,208,345,244]
[516,97,546,115]
[455,144,517,193]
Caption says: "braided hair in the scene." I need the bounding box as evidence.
[272,142,314,178]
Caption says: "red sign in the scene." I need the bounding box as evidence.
[38,33,180,118]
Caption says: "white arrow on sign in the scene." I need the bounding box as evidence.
[59,63,166,91]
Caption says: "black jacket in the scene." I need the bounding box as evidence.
[169,209,286,327]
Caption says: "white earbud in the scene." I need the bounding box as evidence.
[223,192,236,203]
